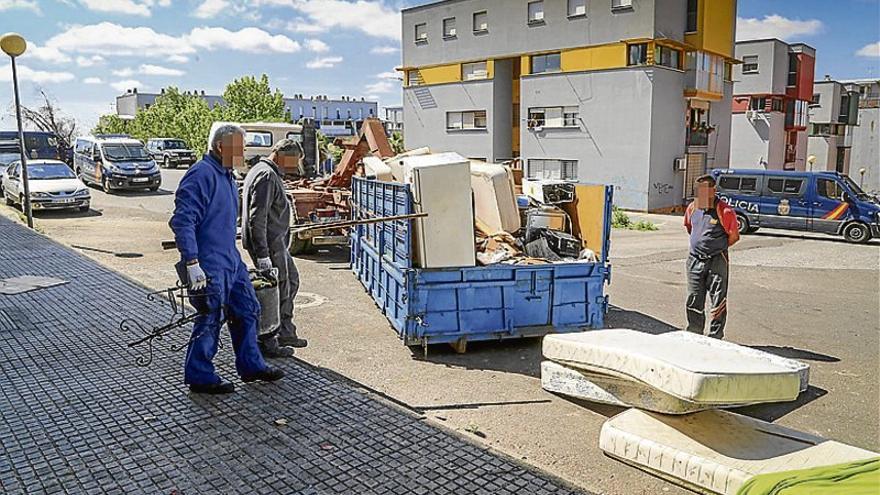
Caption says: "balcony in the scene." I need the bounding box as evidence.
[684,51,726,100]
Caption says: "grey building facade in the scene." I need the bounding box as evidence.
[806,79,860,175]
[841,79,880,193]
[115,88,378,136]
[401,0,737,211]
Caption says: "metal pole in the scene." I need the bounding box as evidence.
[10,56,33,228]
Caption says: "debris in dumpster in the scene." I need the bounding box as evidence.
[523,178,576,205]
[470,161,521,234]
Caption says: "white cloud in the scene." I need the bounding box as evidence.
[0,64,75,84]
[856,41,880,58]
[376,71,399,80]
[267,0,401,40]
[0,0,39,13]
[112,67,135,77]
[139,64,185,76]
[370,45,399,55]
[168,55,190,64]
[304,38,329,53]
[78,0,152,16]
[42,22,301,60]
[22,45,72,64]
[83,77,103,84]
[306,55,343,69]
[76,55,105,67]
[193,0,228,18]
[365,80,395,94]
[110,79,144,92]
[188,27,301,53]
[736,15,823,42]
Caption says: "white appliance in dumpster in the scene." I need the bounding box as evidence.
[402,152,476,268]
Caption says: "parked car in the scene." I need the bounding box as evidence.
[1,162,15,192]
[74,135,161,193]
[3,159,90,212]
[0,139,20,169]
[0,131,63,162]
[712,168,880,243]
[146,138,197,169]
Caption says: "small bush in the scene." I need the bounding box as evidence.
[612,206,658,231]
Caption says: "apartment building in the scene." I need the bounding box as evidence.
[116,89,378,136]
[729,39,815,171]
[401,0,737,211]
[841,79,880,192]
[806,78,860,175]
[384,106,404,134]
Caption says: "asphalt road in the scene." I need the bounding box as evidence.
[3,168,878,495]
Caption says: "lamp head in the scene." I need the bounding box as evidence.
[807,155,817,165]
[0,33,27,57]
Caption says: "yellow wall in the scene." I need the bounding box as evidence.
[418,64,461,85]
[561,43,627,72]
[685,0,735,58]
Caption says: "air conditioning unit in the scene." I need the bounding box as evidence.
[673,157,687,171]
[745,110,756,120]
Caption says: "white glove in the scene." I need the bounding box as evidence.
[187,262,207,291]
[256,257,273,271]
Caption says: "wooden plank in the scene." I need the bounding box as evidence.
[560,184,606,259]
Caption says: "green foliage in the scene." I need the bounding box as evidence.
[220,74,287,123]
[389,131,405,155]
[316,131,343,164]
[91,75,289,156]
[611,206,658,231]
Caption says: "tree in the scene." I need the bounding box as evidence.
[389,131,405,155]
[93,114,132,135]
[316,131,343,164]
[19,90,79,152]
[220,74,288,123]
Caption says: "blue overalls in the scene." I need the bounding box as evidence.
[169,153,268,385]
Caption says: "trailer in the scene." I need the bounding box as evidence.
[350,177,613,353]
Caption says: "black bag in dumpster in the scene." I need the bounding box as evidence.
[251,269,280,336]
[543,230,581,258]
[524,236,563,261]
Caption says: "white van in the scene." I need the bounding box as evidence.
[207,121,318,177]
[74,135,161,193]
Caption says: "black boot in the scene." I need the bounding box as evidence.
[277,335,308,348]
[259,336,295,358]
[189,380,235,394]
[241,366,285,383]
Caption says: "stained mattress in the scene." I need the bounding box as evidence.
[543,330,804,404]
[541,361,736,414]
[599,409,879,495]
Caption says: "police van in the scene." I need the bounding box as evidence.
[74,135,162,194]
[712,169,880,243]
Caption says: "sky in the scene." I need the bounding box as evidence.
[0,0,878,131]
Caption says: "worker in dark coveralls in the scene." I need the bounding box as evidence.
[169,124,284,394]
[683,175,740,339]
[241,139,308,358]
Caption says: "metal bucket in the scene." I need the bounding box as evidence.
[251,269,280,336]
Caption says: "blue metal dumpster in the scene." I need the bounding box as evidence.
[350,177,612,348]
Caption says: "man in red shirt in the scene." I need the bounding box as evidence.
[683,175,740,339]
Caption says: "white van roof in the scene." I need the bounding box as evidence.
[83,135,144,145]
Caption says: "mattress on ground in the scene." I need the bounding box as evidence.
[599,409,878,495]
[543,330,802,404]
[541,361,743,414]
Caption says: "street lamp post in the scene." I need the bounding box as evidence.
[1,33,33,229]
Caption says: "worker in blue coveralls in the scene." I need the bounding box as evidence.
[169,124,284,394]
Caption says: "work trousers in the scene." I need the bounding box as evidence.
[183,262,268,385]
[251,243,300,345]
[685,252,729,339]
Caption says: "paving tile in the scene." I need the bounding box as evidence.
[0,216,588,495]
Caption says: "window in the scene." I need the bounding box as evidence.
[531,52,561,74]
[443,17,456,38]
[656,45,681,69]
[818,178,845,201]
[718,176,739,191]
[285,132,303,144]
[750,97,766,112]
[686,0,698,32]
[473,11,488,33]
[446,111,487,130]
[568,0,586,17]
[407,70,424,86]
[742,55,758,74]
[246,131,273,147]
[563,106,579,126]
[462,61,489,81]
[528,1,544,24]
[529,106,578,127]
[528,108,545,127]
[612,0,632,9]
[767,177,803,195]
[740,177,758,193]
[723,61,733,81]
[527,159,578,180]
[718,176,758,194]
[414,23,427,43]
[627,43,648,66]
[787,53,798,87]
[771,98,783,112]
[811,93,820,105]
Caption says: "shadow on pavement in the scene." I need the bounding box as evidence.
[412,306,679,379]
[752,230,880,245]
[732,385,828,422]
[749,345,840,363]
[34,208,103,219]
[112,188,174,197]
[296,246,351,265]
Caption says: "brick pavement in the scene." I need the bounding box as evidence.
[0,216,588,495]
